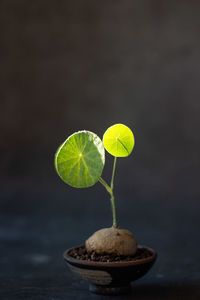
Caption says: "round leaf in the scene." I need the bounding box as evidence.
[103,124,135,157]
[55,131,105,188]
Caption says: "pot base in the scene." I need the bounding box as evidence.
[64,245,157,295]
[89,283,131,295]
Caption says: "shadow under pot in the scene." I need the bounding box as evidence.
[63,245,157,295]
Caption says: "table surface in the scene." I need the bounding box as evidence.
[1,211,200,300]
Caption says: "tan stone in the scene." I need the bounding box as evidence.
[85,227,137,256]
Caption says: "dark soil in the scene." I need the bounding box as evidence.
[68,246,152,262]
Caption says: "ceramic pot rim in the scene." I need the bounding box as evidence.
[63,245,157,268]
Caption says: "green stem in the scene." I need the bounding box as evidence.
[111,157,117,190]
[99,177,112,194]
[98,156,118,227]
[110,192,117,227]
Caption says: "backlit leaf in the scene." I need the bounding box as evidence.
[103,124,135,157]
[55,131,105,188]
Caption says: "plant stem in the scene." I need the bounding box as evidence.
[110,191,117,227]
[98,156,118,227]
[111,156,117,190]
[99,177,112,194]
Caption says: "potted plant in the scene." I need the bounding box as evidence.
[54,123,157,295]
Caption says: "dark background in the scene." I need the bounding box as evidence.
[1,1,200,299]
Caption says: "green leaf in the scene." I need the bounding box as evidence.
[55,131,105,188]
[103,124,135,157]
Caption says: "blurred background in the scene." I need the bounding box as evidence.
[1,0,200,295]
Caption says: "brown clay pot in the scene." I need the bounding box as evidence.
[63,245,157,295]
